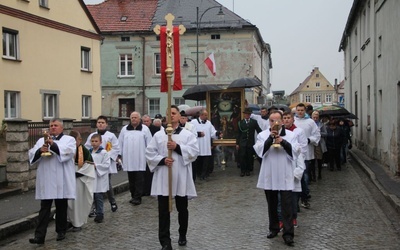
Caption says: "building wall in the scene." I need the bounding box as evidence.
[289,68,336,107]
[1,1,102,121]
[343,0,400,173]
[100,29,269,117]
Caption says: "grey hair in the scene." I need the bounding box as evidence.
[50,118,63,126]
[153,118,162,125]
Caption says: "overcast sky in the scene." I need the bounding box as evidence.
[83,0,353,95]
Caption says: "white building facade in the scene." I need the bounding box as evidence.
[339,0,400,174]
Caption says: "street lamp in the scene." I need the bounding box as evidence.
[196,6,224,86]
[182,57,197,72]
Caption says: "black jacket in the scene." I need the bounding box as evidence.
[236,118,262,147]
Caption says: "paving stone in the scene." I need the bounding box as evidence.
[1,161,400,249]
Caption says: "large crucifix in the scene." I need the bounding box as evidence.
[153,14,186,212]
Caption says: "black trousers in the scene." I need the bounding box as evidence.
[327,148,341,170]
[35,199,68,239]
[265,190,294,238]
[239,146,255,173]
[127,171,144,199]
[143,165,154,196]
[158,195,188,247]
[194,156,212,180]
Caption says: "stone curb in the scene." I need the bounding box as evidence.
[349,150,400,214]
[0,181,129,241]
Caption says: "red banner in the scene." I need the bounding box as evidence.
[159,26,182,92]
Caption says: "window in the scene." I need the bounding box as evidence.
[378,35,382,57]
[43,93,58,119]
[39,0,48,8]
[149,99,160,118]
[82,96,91,119]
[154,53,161,75]
[316,74,319,77]
[119,54,133,76]
[121,36,130,42]
[305,95,311,102]
[211,34,220,40]
[316,82,320,88]
[81,47,91,71]
[315,95,321,103]
[4,91,20,119]
[2,28,19,60]
[174,98,185,106]
[325,94,332,103]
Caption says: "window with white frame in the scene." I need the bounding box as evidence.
[149,98,160,118]
[2,28,19,60]
[81,47,91,71]
[315,82,320,88]
[119,54,133,76]
[315,94,321,103]
[305,95,311,103]
[174,98,185,106]
[82,95,91,119]
[4,91,20,119]
[325,94,332,103]
[43,93,58,119]
[39,0,48,8]
[155,53,161,75]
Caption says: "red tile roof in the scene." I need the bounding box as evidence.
[86,0,158,32]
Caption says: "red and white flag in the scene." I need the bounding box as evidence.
[204,53,216,76]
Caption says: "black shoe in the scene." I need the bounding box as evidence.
[245,172,250,176]
[131,199,141,206]
[161,244,173,250]
[56,232,65,241]
[111,202,118,212]
[72,227,82,232]
[178,236,187,246]
[240,172,245,177]
[267,231,278,239]
[284,236,294,246]
[88,209,96,217]
[29,237,44,244]
[94,215,104,223]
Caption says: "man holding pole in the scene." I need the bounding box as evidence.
[146,105,199,250]
[152,13,189,250]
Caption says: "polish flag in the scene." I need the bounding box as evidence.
[204,53,216,76]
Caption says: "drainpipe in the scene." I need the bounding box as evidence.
[141,36,146,114]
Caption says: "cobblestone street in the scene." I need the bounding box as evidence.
[1,159,400,250]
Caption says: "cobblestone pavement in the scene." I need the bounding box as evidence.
[1,160,400,250]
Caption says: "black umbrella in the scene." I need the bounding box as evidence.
[227,77,262,89]
[267,104,291,113]
[314,105,355,117]
[182,84,221,101]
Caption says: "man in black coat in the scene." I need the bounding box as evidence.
[236,108,262,176]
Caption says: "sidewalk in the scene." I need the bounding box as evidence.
[349,148,400,213]
[0,171,129,241]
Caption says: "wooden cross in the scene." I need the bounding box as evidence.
[153,14,186,213]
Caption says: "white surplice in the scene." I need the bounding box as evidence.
[254,129,296,191]
[294,116,321,160]
[182,122,198,137]
[91,149,110,193]
[190,118,217,156]
[146,128,199,198]
[85,131,120,174]
[118,125,152,171]
[29,135,76,200]
[250,113,270,131]
[67,162,96,227]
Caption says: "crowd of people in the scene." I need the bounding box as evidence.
[28,103,352,248]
